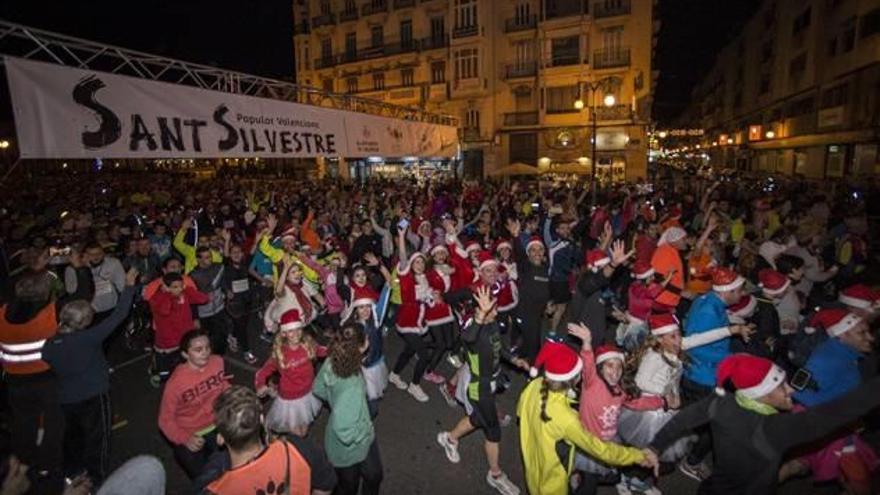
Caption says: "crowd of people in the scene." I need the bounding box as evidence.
[0,169,878,495]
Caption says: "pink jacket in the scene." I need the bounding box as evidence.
[297,255,344,315]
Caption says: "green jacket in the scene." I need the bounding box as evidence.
[312,359,374,468]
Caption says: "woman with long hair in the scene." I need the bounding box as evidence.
[263,256,317,337]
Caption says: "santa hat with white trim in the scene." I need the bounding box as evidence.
[715,353,786,398]
[526,236,544,252]
[529,336,583,381]
[648,313,679,336]
[839,284,880,310]
[758,269,790,296]
[631,260,655,280]
[279,309,304,332]
[585,249,611,272]
[477,251,499,271]
[712,267,745,293]
[810,308,863,338]
[727,294,757,322]
[343,285,380,326]
[595,344,626,366]
[464,240,482,255]
[429,242,449,256]
[494,239,513,253]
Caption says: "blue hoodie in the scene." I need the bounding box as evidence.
[684,291,732,387]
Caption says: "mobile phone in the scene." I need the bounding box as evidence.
[397,218,410,231]
[531,202,540,209]
[789,368,812,392]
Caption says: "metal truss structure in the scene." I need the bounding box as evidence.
[0,19,457,126]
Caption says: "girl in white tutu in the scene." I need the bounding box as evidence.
[342,285,389,418]
[254,308,325,437]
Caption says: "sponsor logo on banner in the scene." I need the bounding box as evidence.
[4,57,458,159]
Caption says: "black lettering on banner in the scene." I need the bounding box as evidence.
[250,128,266,152]
[72,75,122,149]
[264,130,278,152]
[280,131,293,153]
[292,132,303,153]
[213,105,238,151]
[314,134,325,154]
[301,132,313,153]
[129,114,158,151]
[157,117,184,151]
[238,128,251,152]
[325,134,336,154]
[183,119,207,152]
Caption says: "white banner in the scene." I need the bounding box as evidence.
[5,57,458,159]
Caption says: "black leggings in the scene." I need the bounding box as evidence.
[334,439,383,495]
[172,430,218,479]
[427,323,455,372]
[681,377,713,465]
[228,311,252,353]
[392,332,431,385]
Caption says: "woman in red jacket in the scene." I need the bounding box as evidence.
[423,243,456,385]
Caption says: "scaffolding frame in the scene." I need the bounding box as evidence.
[0,19,457,126]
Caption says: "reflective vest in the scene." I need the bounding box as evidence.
[206,440,311,495]
[0,303,57,375]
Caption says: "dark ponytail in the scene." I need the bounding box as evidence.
[539,379,552,422]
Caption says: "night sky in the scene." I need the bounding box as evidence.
[0,0,759,125]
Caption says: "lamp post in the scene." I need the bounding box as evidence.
[574,78,617,206]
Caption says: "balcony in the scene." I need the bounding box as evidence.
[294,21,310,35]
[394,0,416,8]
[594,104,632,121]
[593,0,631,18]
[420,35,449,50]
[593,48,630,69]
[547,53,581,67]
[311,13,336,28]
[361,1,389,16]
[334,39,421,65]
[505,14,537,32]
[462,127,481,142]
[314,56,336,69]
[452,24,479,38]
[545,0,588,20]
[504,111,539,126]
[427,82,448,102]
[339,8,358,22]
[503,61,538,79]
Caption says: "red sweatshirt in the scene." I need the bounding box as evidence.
[149,287,210,350]
[158,355,229,445]
[254,344,326,400]
[578,349,664,441]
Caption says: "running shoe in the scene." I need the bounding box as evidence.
[243,351,258,365]
[423,371,446,384]
[436,432,460,463]
[679,459,711,482]
[407,383,429,402]
[614,481,633,495]
[438,382,458,407]
[388,372,407,390]
[486,471,520,495]
[621,475,662,495]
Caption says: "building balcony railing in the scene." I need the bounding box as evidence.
[505,14,538,32]
[461,127,481,142]
[504,111,539,126]
[547,54,581,67]
[314,56,336,69]
[503,61,538,79]
[420,34,450,50]
[593,48,630,69]
[294,21,310,35]
[544,0,588,20]
[333,38,424,65]
[594,104,632,121]
[593,0,631,18]
[546,106,579,115]
[394,0,416,8]
[361,1,389,16]
[339,8,358,22]
[311,13,336,28]
[452,24,479,38]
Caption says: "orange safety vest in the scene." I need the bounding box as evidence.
[0,303,57,375]
[206,440,311,495]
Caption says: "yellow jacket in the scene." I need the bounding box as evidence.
[517,378,644,495]
[258,235,320,285]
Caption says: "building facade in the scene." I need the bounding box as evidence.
[293,0,657,180]
[678,0,880,178]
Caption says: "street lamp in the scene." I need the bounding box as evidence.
[658,131,668,139]
[765,130,775,139]
[575,77,619,206]
[0,140,9,149]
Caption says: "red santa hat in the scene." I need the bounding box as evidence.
[806,308,862,337]
[727,294,757,321]
[715,353,786,399]
[494,239,513,253]
[838,284,880,309]
[477,251,499,271]
[585,249,611,272]
[429,242,449,256]
[399,251,427,275]
[758,269,790,296]
[631,260,655,280]
[279,309,304,332]
[667,206,682,219]
[648,313,679,336]
[529,337,583,381]
[712,267,744,293]
[526,236,544,252]
[595,344,626,366]
[343,285,380,326]
[464,240,482,254]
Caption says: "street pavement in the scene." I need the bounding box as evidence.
[106,328,840,495]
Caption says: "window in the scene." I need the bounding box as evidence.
[431,61,446,83]
[789,53,807,78]
[321,38,332,59]
[792,7,811,36]
[371,26,384,48]
[401,68,414,87]
[322,78,334,92]
[509,133,538,164]
[515,2,531,23]
[513,40,535,65]
[841,17,857,52]
[546,85,579,113]
[551,36,579,66]
[347,77,358,94]
[454,48,479,80]
[466,108,480,130]
[784,97,814,118]
[373,72,385,90]
[320,0,331,15]
[431,16,446,40]
[345,32,357,59]
[860,8,880,40]
[821,84,848,109]
[456,0,477,28]
[759,73,771,95]
[401,20,414,49]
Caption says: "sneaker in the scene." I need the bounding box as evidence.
[622,475,662,495]
[438,382,458,407]
[447,354,463,368]
[243,352,258,365]
[498,413,513,428]
[423,371,446,384]
[486,471,520,495]
[407,383,429,402]
[388,372,407,390]
[436,432,460,463]
[615,481,633,495]
[679,459,711,482]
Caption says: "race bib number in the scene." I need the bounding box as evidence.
[95,279,114,296]
[231,279,250,294]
